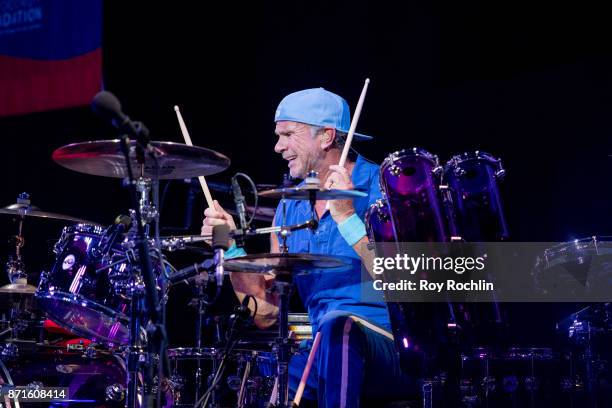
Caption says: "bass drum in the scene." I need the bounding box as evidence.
[0,341,125,407]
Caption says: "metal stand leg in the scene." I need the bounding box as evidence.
[275,281,292,408]
[422,381,433,408]
[127,292,142,408]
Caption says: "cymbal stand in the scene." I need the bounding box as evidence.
[5,193,29,285]
[118,135,168,408]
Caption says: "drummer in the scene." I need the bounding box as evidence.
[202,88,413,406]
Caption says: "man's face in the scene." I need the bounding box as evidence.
[274,121,323,178]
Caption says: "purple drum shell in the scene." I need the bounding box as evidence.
[444,151,509,242]
[379,148,448,242]
[0,343,125,406]
[365,199,395,243]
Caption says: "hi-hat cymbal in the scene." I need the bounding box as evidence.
[0,283,36,294]
[258,186,367,200]
[224,253,353,275]
[0,205,100,225]
[52,140,230,179]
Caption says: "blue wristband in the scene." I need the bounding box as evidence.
[225,243,247,259]
[337,213,367,246]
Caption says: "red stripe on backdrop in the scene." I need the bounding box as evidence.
[0,49,102,117]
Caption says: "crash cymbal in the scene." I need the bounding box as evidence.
[52,140,230,179]
[0,206,101,225]
[258,186,367,200]
[224,253,353,275]
[0,283,36,294]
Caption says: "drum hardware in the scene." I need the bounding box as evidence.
[223,254,352,408]
[195,296,256,408]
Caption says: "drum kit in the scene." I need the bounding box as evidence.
[0,121,364,406]
[0,95,611,407]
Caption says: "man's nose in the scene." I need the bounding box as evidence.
[274,137,286,154]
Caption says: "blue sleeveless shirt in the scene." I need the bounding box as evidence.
[273,155,391,333]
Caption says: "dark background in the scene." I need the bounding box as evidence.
[1,1,611,345]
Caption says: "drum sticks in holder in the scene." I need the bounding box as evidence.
[174,105,215,209]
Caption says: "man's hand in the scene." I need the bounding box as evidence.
[324,164,356,223]
[201,200,237,245]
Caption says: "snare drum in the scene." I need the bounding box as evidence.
[36,224,131,345]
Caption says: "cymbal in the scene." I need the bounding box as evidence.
[0,283,36,294]
[52,140,231,179]
[224,253,353,275]
[227,205,276,222]
[0,205,101,225]
[258,186,367,200]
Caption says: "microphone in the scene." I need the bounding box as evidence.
[169,258,215,284]
[212,224,230,287]
[231,175,248,231]
[100,214,132,257]
[91,91,150,144]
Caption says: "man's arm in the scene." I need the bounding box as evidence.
[324,164,377,278]
[202,200,279,328]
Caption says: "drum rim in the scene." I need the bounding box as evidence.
[35,290,129,344]
[445,150,500,168]
[537,236,612,269]
[382,147,439,167]
[61,223,106,235]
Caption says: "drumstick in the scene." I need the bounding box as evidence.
[339,78,370,167]
[292,331,322,406]
[326,78,370,210]
[173,105,215,209]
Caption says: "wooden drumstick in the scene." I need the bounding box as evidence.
[339,78,370,167]
[173,105,215,209]
[326,78,370,210]
[292,331,322,406]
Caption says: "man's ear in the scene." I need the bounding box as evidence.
[320,128,336,150]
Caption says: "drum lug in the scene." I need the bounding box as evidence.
[389,164,401,176]
[84,345,98,358]
[105,383,126,402]
[1,342,19,359]
[495,165,506,180]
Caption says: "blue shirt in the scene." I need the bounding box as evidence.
[274,155,391,333]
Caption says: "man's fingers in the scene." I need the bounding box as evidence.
[203,217,228,227]
[204,207,224,219]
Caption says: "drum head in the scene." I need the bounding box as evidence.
[36,291,130,344]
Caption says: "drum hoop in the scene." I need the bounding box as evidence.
[35,290,129,343]
[166,347,219,359]
[382,147,439,168]
[538,236,612,269]
[445,151,500,169]
[61,223,106,236]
